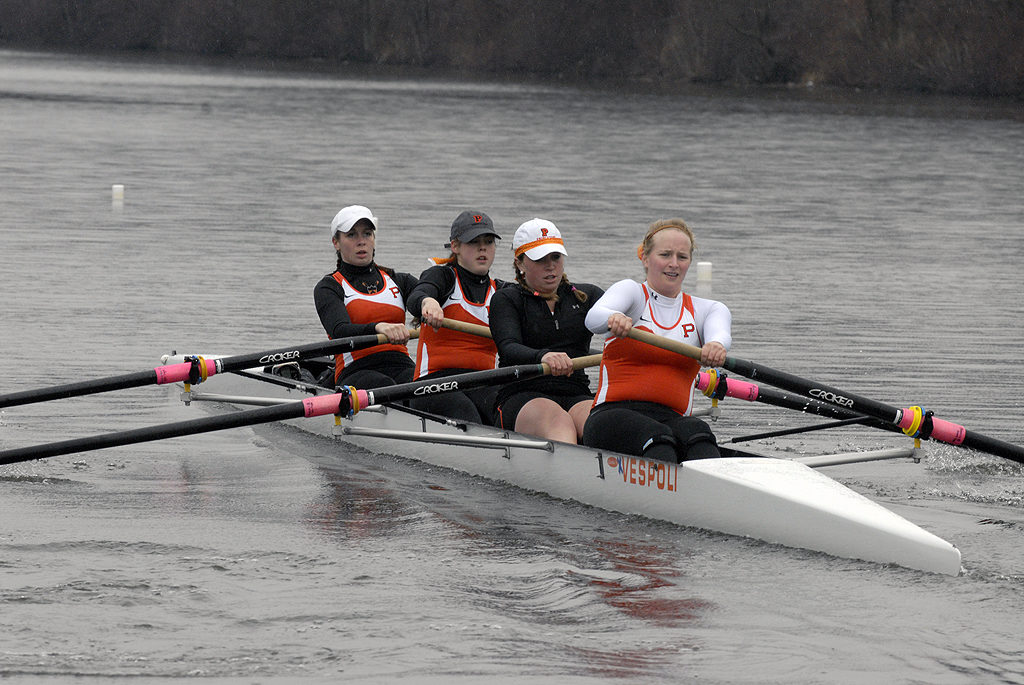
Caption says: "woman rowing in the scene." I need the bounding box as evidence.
[406,211,507,423]
[489,219,603,443]
[314,204,418,389]
[582,218,731,463]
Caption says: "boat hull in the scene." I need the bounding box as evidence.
[171,359,962,576]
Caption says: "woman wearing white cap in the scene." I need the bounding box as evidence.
[582,218,731,463]
[314,205,418,389]
[405,210,509,423]
[488,218,603,443]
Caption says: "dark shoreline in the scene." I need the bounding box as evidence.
[2,1,1022,101]
[5,43,1021,124]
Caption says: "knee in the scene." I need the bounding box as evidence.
[517,399,576,442]
[339,370,393,390]
[671,417,720,461]
[581,408,622,447]
[640,433,680,463]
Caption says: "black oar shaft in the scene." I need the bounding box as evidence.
[0,333,388,409]
[0,357,603,466]
[627,327,1024,464]
[723,356,1024,464]
[729,417,873,443]
[0,402,307,465]
[0,370,160,408]
[732,381,900,434]
[360,354,601,408]
[213,333,394,374]
[733,380,858,419]
[725,357,901,424]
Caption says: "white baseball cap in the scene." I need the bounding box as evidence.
[331,205,378,236]
[512,218,567,260]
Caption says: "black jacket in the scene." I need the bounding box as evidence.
[406,262,510,318]
[489,280,603,405]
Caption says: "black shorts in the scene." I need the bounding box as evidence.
[495,390,593,430]
[582,400,719,462]
[336,357,414,389]
[408,368,500,425]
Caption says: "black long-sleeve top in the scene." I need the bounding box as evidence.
[488,280,604,406]
[313,260,418,377]
[314,260,418,339]
[406,262,510,317]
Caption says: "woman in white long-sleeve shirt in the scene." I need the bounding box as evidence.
[582,218,732,463]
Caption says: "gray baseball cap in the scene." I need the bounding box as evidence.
[449,211,500,244]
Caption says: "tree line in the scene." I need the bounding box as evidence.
[1,0,1021,97]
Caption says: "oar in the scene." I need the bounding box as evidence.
[626,328,1024,464]
[0,330,418,409]
[437,318,606,357]
[697,369,899,433]
[437,318,492,338]
[728,417,875,443]
[0,354,601,465]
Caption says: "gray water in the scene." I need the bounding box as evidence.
[2,49,1024,683]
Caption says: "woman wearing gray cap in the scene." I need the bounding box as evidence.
[406,211,508,423]
[314,204,418,389]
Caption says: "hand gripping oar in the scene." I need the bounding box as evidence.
[0,331,418,409]
[0,354,601,465]
[626,328,1024,464]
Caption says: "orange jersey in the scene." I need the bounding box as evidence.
[331,269,409,381]
[415,273,497,378]
[594,286,702,416]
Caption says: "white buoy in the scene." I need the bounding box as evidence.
[695,261,712,296]
[112,184,124,211]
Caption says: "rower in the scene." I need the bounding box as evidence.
[488,219,604,443]
[406,210,508,423]
[314,204,418,389]
[582,218,732,463]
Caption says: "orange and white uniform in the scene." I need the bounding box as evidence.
[586,280,732,416]
[414,272,498,378]
[330,269,409,381]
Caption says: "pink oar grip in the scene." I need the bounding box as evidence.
[724,378,759,402]
[304,394,342,417]
[898,407,967,445]
[355,389,370,410]
[929,417,967,445]
[154,359,218,385]
[302,390,370,417]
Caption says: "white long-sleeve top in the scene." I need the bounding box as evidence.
[585,279,732,414]
[585,279,732,348]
